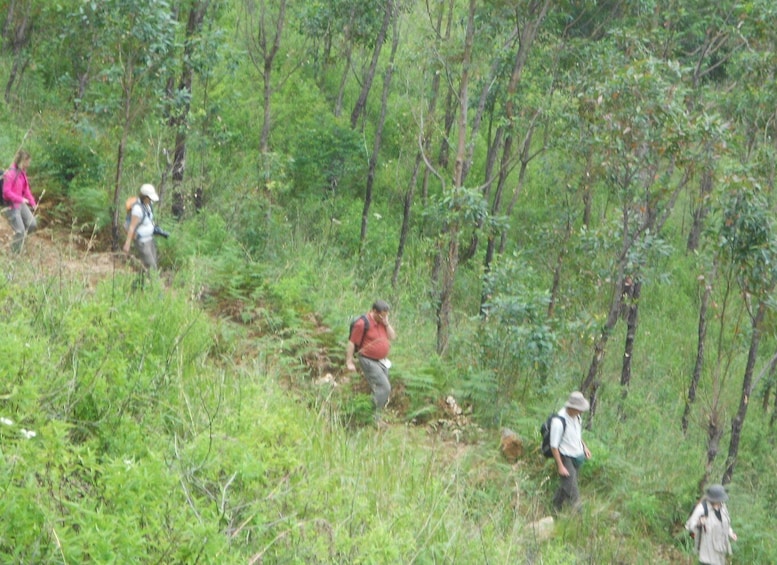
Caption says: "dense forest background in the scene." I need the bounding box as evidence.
[1,0,777,562]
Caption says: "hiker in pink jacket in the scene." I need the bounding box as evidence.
[3,150,38,253]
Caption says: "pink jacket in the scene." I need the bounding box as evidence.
[3,167,36,209]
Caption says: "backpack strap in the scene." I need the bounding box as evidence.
[355,314,370,351]
[131,199,152,236]
[555,414,567,434]
[552,414,567,442]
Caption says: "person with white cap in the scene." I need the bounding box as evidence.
[685,484,737,564]
[123,183,160,273]
[549,391,591,511]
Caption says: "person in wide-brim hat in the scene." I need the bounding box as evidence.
[686,484,737,564]
[549,391,592,512]
[564,391,590,412]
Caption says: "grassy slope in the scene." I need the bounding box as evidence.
[0,192,775,564]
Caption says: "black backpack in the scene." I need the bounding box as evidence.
[349,314,370,351]
[0,169,7,207]
[540,413,566,458]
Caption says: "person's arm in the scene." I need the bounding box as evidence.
[685,503,704,532]
[22,175,36,208]
[551,446,569,477]
[725,506,737,541]
[123,213,140,253]
[549,418,568,476]
[384,316,396,341]
[345,340,357,372]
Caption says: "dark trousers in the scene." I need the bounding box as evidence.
[553,454,581,511]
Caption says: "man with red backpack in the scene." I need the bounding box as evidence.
[345,300,396,421]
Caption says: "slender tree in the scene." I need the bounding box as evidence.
[349,0,393,130]
[243,0,288,154]
[3,0,34,103]
[575,53,697,417]
[359,0,398,249]
[99,0,177,249]
[719,189,777,484]
[432,0,476,355]
[392,0,451,288]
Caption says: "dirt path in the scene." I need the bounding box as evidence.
[0,217,130,290]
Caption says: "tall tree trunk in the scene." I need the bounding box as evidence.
[582,171,687,423]
[546,213,572,319]
[581,147,594,228]
[170,1,209,219]
[350,0,391,130]
[111,52,138,251]
[437,84,456,172]
[498,127,538,254]
[462,122,501,265]
[687,166,714,252]
[4,0,31,103]
[359,1,397,249]
[112,120,131,250]
[482,1,551,264]
[258,0,286,153]
[395,0,448,286]
[581,275,625,406]
[704,408,723,483]
[620,278,642,391]
[392,155,421,289]
[334,39,353,118]
[683,271,713,433]
[771,386,777,429]
[723,300,767,485]
[436,0,475,356]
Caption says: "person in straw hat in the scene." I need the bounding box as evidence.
[549,391,591,511]
[685,484,737,564]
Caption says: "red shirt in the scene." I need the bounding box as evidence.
[350,312,391,360]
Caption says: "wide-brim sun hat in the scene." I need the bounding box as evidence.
[705,484,728,503]
[564,391,590,412]
[140,183,159,202]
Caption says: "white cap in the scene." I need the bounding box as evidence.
[140,183,159,202]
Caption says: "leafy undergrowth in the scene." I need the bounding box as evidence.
[0,223,747,564]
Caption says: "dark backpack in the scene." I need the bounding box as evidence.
[540,413,566,458]
[0,169,7,207]
[349,314,370,352]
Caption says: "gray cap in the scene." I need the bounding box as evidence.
[372,300,390,312]
[705,484,728,503]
